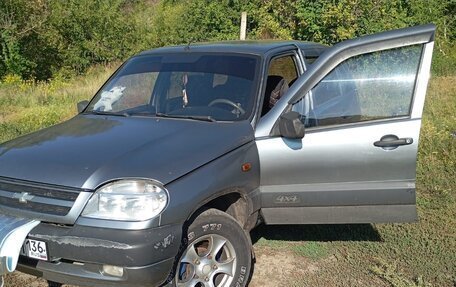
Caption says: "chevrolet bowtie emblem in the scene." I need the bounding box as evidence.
[13,192,34,204]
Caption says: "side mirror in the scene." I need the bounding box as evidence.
[77,100,89,113]
[278,111,305,139]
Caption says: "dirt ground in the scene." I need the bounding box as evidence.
[4,242,385,287]
[3,220,454,287]
[4,249,325,287]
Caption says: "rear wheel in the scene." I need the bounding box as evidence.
[174,209,252,287]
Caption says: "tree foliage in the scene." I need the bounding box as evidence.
[0,0,455,80]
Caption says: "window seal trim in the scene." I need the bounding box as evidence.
[303,115,413,134]
[261,115,414,139]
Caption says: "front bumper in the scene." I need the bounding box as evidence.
[18,257,175,287]
[17,222,182,287]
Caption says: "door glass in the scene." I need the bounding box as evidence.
[293,45,423,128]
[262,55,299,116]
[268,55,298,84]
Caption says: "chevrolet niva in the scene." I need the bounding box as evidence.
[0,24,435,287]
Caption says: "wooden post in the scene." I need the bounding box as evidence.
[240,12,247,40]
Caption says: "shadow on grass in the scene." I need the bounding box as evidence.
[250,224,382,244]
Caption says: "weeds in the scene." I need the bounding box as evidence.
[370,259,433,287]
[0,64,118,143]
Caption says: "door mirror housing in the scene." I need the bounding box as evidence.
[77,100,89,113]
[278,111,305,139]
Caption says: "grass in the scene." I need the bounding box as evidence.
[254,236,331,261]
[292,242,330,260]
[0,71,455,286]
[370,259,433,287]
[0,64,119,143]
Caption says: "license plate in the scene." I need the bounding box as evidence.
[20,239,48,261]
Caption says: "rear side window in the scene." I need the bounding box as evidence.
[293,45,423,128]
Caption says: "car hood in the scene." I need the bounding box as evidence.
[0,115,254,189]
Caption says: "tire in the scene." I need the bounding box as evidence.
[172,209,252,287]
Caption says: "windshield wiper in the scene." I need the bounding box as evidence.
[155,112,216,122]
[89,110,131,117]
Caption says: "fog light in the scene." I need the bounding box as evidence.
[102,265,124,277]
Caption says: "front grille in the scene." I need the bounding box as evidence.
[0,177,83,216]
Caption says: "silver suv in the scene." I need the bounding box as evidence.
[0,24,435,287]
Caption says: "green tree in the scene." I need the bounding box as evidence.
[0,0,50,79]
[45,0,139,74]
[1,0,455,79]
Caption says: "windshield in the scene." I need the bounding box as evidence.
[86,53,259,121]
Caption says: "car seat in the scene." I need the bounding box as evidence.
[261,75,289,116]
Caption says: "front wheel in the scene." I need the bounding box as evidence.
[174,209,252,287]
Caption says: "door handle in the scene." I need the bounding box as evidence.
[374,135,413,149]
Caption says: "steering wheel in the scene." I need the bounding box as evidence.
[208,99,246,115]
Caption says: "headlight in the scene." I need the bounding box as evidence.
[82,179,168,221]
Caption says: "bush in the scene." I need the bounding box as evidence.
[0,0,147,80]
[0,0,455,79]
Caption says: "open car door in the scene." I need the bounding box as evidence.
[255,24,435,224]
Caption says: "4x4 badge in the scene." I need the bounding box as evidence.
[13,192,34,204]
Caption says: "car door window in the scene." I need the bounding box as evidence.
[268,55,298,84]
[293,45,423,128]
[262,54,299,116]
